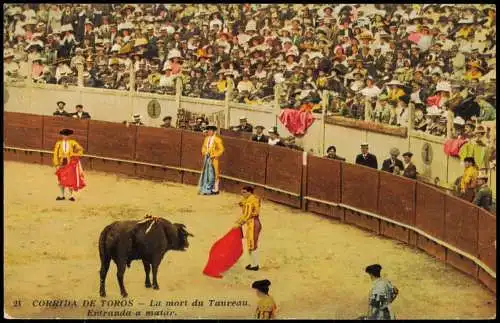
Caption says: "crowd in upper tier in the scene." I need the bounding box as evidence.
[4,4,496,140]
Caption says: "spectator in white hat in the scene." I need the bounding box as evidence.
[131,114,144,126]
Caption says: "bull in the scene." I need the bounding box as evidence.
[98,215,193,297]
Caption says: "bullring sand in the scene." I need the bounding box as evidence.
[3,161,496,319]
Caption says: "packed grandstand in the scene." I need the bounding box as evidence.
[3,4,496,142]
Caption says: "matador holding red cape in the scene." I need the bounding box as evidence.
[53,128,86,201]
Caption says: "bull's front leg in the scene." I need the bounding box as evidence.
[142,260,152,288]
[116,262,128,297]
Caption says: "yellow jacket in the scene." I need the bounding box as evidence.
[463,70,482,81]
[388,88,405,101]
[201,135,224,159]
[53,139,84,167]
[460,166,479,192]
[236,194,260,226]
[255,295,277,319]
[216,79,227,93]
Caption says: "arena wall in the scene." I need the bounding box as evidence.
[2,112,496,294]
[5,84,496,196]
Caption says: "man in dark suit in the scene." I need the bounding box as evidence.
[231,117,253,133]
[402,152,417,179]
[325,145,346,161]
[53,101,72,117]
[160,116,173,128]
[381,148,404,174]
[252,126,268,143]
[71,104,91,119]
[355,143,378,169]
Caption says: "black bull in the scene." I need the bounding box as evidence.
[98,217,193,297]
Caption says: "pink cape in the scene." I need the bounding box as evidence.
[279,108,315,136]
[444,138,468,157]
[55,157,86,191]
[203,228,243,278]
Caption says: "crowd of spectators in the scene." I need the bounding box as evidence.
[4,3,496,141]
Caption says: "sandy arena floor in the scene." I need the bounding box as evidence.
[3,161,496,319]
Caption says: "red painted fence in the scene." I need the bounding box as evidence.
[3,111,496,294]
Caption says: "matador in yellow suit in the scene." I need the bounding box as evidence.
[53,128,85,201]
[252,279,277,319]
[199,125,224,195]
[234,186,262,271]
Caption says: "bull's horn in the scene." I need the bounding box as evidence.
[187,232,194,237]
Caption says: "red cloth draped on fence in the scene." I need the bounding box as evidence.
[279,108,315,136]
[203,227,243,278]
[55,157,86,191]
[444,138,468,157]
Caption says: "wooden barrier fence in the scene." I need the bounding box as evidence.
[3,111,496,294]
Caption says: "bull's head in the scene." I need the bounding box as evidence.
[174,223,194,251]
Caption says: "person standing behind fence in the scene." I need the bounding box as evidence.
[53,128,86,201]
[381,148,404,174]
[460,157,479,201]
[53,101,72,117]
[325,145,346,161]
[252,126,268,143]
[402,152,417,179]
[71,104,91,119]
[199,125,224,195]
[355,143,378,169]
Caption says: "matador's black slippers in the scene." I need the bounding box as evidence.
[69,197,76,202]
[56,196,65,201]
[246,265,259,271]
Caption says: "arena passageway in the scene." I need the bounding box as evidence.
[4,162,496,319]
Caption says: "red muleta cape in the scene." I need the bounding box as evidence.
[203,227,243,278]
[55,156,86,191]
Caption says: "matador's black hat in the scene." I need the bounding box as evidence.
[252,279,271,294]
[206,125,218,131]
[365,264,382,277]
[59,128,74,136]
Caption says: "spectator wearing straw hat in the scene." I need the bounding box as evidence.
[267,128,285,147]
[130,114,144,126]
[4,49,19,77]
